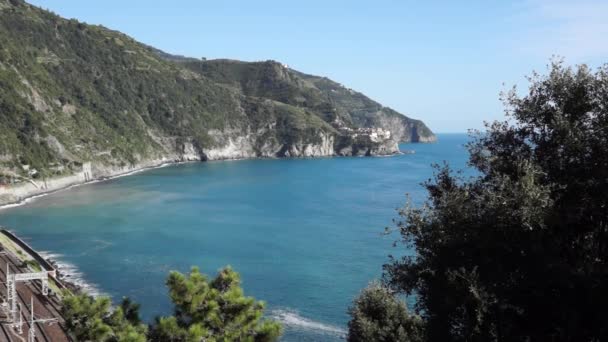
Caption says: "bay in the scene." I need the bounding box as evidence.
[0,133,470,341]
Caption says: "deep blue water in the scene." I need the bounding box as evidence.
[0,133,470,341]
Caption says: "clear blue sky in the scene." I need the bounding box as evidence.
[27,0,608,133]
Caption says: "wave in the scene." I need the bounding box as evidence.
[270,309,346,337]
[38,251,104,297]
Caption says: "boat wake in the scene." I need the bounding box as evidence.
[270,308,346,337]
[38,251,104,297]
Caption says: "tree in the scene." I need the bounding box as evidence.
[150,266,282,342]
[62,293,147,342]
[120,297,142,325]
[383,60,608,341]
[348,282,423,342]
[63,266,281,341]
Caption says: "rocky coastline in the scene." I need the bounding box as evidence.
[0,127,422,208]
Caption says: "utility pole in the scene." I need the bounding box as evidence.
[16,303,22,335]
[28,296,57,342]
[6,264,17,324]
[4,265,50,325]
[28,297,34,342]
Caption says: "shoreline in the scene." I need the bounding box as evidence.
[0,228,98,297]
[0,148,412,211]
[40,250,103,297]
[0,159,188,211]
[0,229,350,337]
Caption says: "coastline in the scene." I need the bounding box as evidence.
[0,158,185,210]
[0,228,100,298]
[0,146,412,210]
[40,250,103,296]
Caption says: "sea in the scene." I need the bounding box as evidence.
[0,133,471,341]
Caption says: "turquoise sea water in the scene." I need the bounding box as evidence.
[0,133,470,341]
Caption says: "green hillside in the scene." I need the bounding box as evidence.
[0,0,434,181]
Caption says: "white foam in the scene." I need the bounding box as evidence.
[38,250,104,297]
[270,309,346,336]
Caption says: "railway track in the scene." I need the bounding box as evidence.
[0,253,70,341]
[0,254,52,342]
[0,321,13,342]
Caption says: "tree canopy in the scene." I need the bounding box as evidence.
[150,266,282,342]
[62,266,281,342]
[381,60,608,341]
[348,282,423,342]
[62,293,147,342]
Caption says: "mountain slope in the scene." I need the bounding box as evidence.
[177,58,434,143]
[0,0,434,195]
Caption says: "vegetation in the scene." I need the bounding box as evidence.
[362,60,608,341]
[0,0,433,179]
[150,266,281,342]
[181,59,430,141]
[62,266,281,342]
[62,294,147,342]
[348,282,423,342]
[22,258,41,271]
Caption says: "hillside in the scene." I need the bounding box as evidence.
[177,59,434,143]
[0,0,435,203]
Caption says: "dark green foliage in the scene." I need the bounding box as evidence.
[62,266,281,342]
[383,61,608,341]
[61,293,147,342]
[120,297,142,326]
[149,266,282,342]
[348,282,424,342]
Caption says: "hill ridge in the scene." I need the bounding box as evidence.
[0,0,435,205]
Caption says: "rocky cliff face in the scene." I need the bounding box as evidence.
[173,127,399,161]
[370,110,437,143]
[0,128,401,206]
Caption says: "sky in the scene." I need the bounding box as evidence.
[27,0,608,133]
